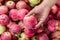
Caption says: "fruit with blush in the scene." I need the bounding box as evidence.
[9,23,21,35]
[48,19,60,32]
[9,9,18,21]
[23,15,37,29]
[0,5,8,14]
[17,9,28,20]
[1,32,11,40]
[5,1,15,9]
[16,1,28,9]
[51,31,60,39]
[24,28,36,37]
[0,14,9,25]
[38,33,49,40]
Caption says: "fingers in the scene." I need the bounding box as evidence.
[35,7,50,28]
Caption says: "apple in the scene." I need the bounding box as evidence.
[6,1,15,9]
[0,25,6,35]
[17,9,28,20]
[9,9,18,21]
[0,14,9,25]
[0,5,8,14]
[16,1,28,9]
[23,15,37,29]
[1,32,11,40]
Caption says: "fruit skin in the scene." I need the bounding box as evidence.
[9,23,21,35]
[0,25,6,35]
[9,9,18,21]
[48,19,56,32]
[1,32,11,40]
[0,5,8,14]
[31,35,37,40]
[23,15,37,29]
[57,10,60,19]
[16,1,28,9]
[17,9,28,20]
[51,31,60,39]
[24,28,36,37]
[29,0,41,7]
[6,1,15,9]
[48,19,60,32]
[56,0,60,7]
[12,36,18,40]
[38,33,49,40]
[0,14,9,25]
[19,33,29,40]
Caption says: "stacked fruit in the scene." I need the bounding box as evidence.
[0,0,60,40]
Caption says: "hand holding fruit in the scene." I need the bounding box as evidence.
[25,0,56,28]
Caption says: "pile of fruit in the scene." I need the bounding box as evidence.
[0,0,60,40]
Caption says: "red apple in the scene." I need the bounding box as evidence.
[0,5,8,14]
[6,1,15,9]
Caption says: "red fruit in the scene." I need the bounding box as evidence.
[9,23,21,35]
[1,32,11,40]
[48,19,56,32]
[0,14,9,25]
[48,19,60,32]
[51,31,60,39]
[12,36,18,40]
[51,5,58,14]
[0,37,1,40]
[17,9,28,20]
[16,1,28,9]
[57,10,60,19]
[23,15,37,29]
[38,33,49,40]
[0,5,8,14]
[9,9,18,21]
[24,28,36,37]
[6,1,15,9]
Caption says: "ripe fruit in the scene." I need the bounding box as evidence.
[0,25,6,35]
[24,28,36,37]
[6,1,15,9]
[9,23,21,35]
[1,32,11,40]
[0,5,8,14]
[16,1,28,9]
[17,9,28,20]
[23,15,37,29]
[0,14,9,25]
[38,33,49,40]
[51,31,60,39]
[9,9,18,21]
[48,19,60,32]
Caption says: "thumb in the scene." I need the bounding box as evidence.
[35,7,50,28]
